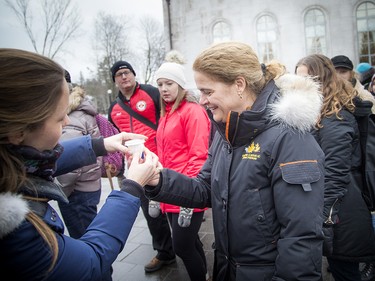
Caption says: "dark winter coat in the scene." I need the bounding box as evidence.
[316,104,375,262]
[146,74,326,281]
[0,136,140,281]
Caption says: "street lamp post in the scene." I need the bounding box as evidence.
[107,89,112,109]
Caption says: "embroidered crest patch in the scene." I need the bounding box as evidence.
[136,100,147,111]
[242,142,261,160]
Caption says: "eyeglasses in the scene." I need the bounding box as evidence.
[115,70,132,78]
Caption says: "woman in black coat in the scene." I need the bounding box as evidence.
[143,42,326,281]
[296,54,375,281]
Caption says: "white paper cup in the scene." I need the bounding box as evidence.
[125,139,145,156]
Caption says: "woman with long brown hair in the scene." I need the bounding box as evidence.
[0,48,158,281]
[296,54,375,281]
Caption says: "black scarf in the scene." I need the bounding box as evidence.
[8,144,64,181]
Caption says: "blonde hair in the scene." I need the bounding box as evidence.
[68,86,86,113]
[0,48,64,272]
[295,54,357,126]
[160,87,197,117]
[193,41,286,96]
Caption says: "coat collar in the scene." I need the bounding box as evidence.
[0,176,68,238]
[214,74,322,147]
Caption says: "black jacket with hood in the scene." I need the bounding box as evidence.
[317,98,375,262]
[145,74,326,281]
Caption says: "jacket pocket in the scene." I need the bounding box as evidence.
[279,160,321,192]
[235,262,274,281]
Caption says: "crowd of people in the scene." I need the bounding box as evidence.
[0,41,375,281]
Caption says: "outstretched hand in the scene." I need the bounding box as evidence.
[127,148,159,187]
[103,132,147,154]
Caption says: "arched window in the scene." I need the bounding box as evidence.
[256,15,278,62]
[212,21,231,43]
[304,8,327,54]
[357,2,375,64]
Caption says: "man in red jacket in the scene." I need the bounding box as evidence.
[108,61,176,273]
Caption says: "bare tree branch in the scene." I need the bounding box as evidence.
[5,0,81,59]
[138,16,166,84]
[94,12,131,104]
[5,0,39,52]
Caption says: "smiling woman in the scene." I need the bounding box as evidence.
[143,41,327,281]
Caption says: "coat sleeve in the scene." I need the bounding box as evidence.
[47,190,140,280]
[145,142,216,209]
[319,114,355,219]
[270,132,325,280]
[54,136,97,177]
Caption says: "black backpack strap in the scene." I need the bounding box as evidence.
[116,97,157,130]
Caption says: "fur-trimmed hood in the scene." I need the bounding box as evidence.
[0,192,29,239]
[215,73,322,147]
[0,177,67,238]
[272,73,322,132]
[354,78,375,114]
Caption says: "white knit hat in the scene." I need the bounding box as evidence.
[155,62,186,89]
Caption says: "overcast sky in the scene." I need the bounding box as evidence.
[0,0,163,82]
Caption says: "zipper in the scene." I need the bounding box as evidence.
[324,198,339,225]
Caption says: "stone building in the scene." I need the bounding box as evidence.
[161,0,375,88]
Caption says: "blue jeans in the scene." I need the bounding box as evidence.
[58,189,101,239]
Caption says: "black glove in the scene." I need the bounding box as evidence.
[322,213,339,256]
[120,179,144,198]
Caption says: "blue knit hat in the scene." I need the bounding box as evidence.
[356,63,375,86]
[356,63,372,74]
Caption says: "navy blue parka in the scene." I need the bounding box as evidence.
[0,136,141,281]
[146,75,326,281]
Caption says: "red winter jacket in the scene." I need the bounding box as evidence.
[157,99,210,213]
[108,83,160,154]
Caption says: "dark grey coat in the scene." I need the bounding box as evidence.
[146,75,326,281]
[316,105,375,262]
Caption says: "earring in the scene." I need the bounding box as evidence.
[238,92,243,99]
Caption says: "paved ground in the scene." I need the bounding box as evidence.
[52,177,334,281]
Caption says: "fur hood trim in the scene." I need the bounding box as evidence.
[0,192,29,238]
[272,74,323,133]
[355,79,375,114]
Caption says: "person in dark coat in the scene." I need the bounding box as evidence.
[296,54,375,281]
[142,41,326,281]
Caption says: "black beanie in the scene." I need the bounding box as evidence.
[64,69,71,83]
[331,55,354,70]
[111,61,136,81]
